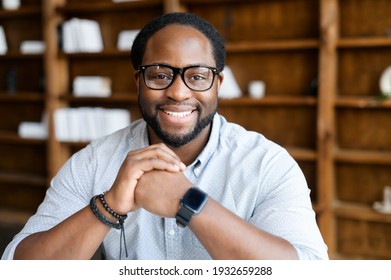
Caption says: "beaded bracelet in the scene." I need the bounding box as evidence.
[89,195,128,259]
[89,195,122,229]
[98,193,128,222]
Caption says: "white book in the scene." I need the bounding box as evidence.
[93,107,108,138]
[62,18,103,53]
[104,109,131,135]
[63,20,76,53]
[54,108,69,141]
[68,108,81,142]
[20,40,45,54]
[63,18,82,53]
[84,107,99,140]
[18,122,48,139]
[73,76,111,97]
[77,107,91,142]
[79,18,103,52]
[0,26,7,55]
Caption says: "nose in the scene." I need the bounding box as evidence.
[165,74,193,101]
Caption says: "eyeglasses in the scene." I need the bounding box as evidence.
[138,64,219,92]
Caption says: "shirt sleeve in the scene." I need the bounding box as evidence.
[249,149,329,260]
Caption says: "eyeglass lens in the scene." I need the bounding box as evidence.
[143,65,215,91]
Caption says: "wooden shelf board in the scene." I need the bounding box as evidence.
[64,49,130,58]
[0,93,45,102]
[334,149,391,165]
[226,39,319,52]
[219,96,317,107]
[335,96,391,108]
[62,93,137,103]
[57,0,163,13]
[0,171,46,187]
[285,146,317,161]
[338,37,391,48]
[182,0,260,3]
[60,92,317,107]
[61,140,88,146]
[0,131,46,145]
[0,209,32,225]
[334,201,391,224]
[61,39,319,57]
[63,95,316,106]
[0,6,41,18]
[0,51,43,59]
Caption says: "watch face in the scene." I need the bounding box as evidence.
[182,188,208,212]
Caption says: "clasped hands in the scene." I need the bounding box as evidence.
[103,143,193,218]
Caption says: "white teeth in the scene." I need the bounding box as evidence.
[164,111,192,118]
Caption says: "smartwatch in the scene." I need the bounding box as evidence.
[175,187,208,228]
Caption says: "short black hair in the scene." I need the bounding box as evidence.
[130,12,226,72]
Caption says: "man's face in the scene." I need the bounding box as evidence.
[135,24,223,147]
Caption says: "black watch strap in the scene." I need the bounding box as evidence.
[176,206,194,228]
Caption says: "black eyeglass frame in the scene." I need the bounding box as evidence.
[138,64,220,92]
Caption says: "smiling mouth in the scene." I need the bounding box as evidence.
[163,110,193,118]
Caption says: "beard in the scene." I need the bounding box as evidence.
[139,102,216,148]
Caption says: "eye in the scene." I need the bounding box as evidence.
[152,73,172,80]
[146,70,173,82]
[186,67,212,82]
[189,74,207,81]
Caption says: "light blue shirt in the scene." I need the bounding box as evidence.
[2,114,328,260]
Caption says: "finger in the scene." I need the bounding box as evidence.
[127,144,186,170]
[136,157,185,174]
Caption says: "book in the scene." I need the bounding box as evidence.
[54,107,131,142]
[20,40,45,54]
[73,76,111,97]
[62,18,103,53]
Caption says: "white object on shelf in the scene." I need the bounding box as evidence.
[2,0,20,10]
[18,114,48,140]
[380,66,391,97]
[62,18,103,53]
[18,122,48,139]
[54,107,131,142]
[218,66,242,99]
[373,186,391,214]
[73,76,112,97]
[117,29,140,51]
[20,41,45,54]
[248,80,266,99]
[0,26,7,55]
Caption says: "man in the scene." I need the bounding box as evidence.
[2,12,328,260]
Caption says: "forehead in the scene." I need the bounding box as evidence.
[142,24,215,67]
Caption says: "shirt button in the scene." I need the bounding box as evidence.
[168,229,176,236]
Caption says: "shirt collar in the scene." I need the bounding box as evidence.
[189,113,221,177]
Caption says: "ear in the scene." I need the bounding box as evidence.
[216,72,224,93]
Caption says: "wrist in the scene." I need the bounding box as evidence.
[103,190,130,216]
